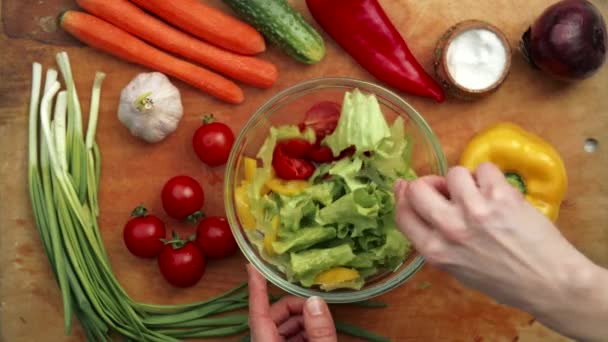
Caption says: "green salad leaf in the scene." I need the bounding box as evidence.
[272,226,337,254]
[291,244,356,286]
[323,89,391,156]
[369,117,417,181]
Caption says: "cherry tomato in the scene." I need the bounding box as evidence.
[272,147,316,180]
[158,238,206,287]
[161,176,205,220]
[276,138,314,158]
[307,145,335,164]
[196,216,238,259]
[298,101,341,141]
[192,117,235,167]
[123,205,166,258]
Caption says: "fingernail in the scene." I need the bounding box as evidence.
[306,296,324,316]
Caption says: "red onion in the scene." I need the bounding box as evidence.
[521,0,607,80]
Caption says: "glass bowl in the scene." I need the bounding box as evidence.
[225,78,447,303]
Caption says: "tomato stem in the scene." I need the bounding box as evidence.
[202,113,215,125]
[187,211,205,224]
[131,204,148,217]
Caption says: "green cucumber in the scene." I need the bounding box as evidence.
[222,0,326,64]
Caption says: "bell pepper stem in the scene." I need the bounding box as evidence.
[504,172,527,194]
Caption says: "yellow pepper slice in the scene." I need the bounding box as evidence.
[314,267,360,286]
[265,178,310,196]
[460,122,567,221]
[235,185,256,230]
[264,216,280,255]
[243,157,257,182]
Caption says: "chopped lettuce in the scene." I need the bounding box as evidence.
[290,244,356,283]
[317,188,379,229]
[323,89,391,156]
[272,226,337,254]
[279,193,317,233]
[329,157,366,192]
[369,117,416,181]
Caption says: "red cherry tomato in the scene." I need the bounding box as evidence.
[276,138,314,158]
[161,176,205,220]
[196,216,238,259]
[192,117,235,167]
[299,101,341,141]
[307,145,335,164]
[123,205,166,258]
[158,239,206,287]
[272,147,316,180]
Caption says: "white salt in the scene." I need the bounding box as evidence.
[446,28,507,90]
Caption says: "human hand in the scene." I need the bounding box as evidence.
[394,163,607,340]
[247,264,338,342]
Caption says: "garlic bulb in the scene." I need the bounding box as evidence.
[118,72,183,143]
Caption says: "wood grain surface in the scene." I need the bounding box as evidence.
[1,0,607,341]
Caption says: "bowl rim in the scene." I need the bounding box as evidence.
[224,77,448,303]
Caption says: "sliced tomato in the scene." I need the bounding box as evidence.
[276,138,314,158]
[272,147,315,180]
[307,146,334,164]
[299,101,341,141]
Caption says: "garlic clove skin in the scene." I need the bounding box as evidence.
[118,72,183,143]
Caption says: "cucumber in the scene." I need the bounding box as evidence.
[222,0,326,64]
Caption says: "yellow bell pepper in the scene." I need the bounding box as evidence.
[460,122,567,221]
[235,184,256,230]
[265,178,310,196]
[264,216,281,255]
[243,157,257,182]
[314,267,360,287]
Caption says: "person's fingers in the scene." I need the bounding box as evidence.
[406,178,454,230]
[419,175,450,198]
[446,166,484,206]
[287,332,307,342]
[247,264,279,342]
[395,183,434,248]
[278,315,304,338]
[270,296,306,325]
[303,296,338,342]
[474,162,508,192]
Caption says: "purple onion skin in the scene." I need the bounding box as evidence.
[521,0,607,80]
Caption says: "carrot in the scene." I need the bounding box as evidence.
[75,0,277,88]
[60,11,244,104]
[128,0,265,56]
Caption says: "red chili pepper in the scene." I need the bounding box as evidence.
[306,0,445,102]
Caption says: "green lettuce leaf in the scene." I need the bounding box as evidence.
[368,117,417,181]
[317,187,379,228]
[290,244,356,280]
[302,182,336,207]
[323,89,391,156]
[272,226,337,254]
[329,157,366,192]
[279,194,316,234]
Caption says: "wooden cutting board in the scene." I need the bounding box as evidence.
[1,0,607,341]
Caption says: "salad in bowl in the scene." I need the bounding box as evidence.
[226,78,446,302]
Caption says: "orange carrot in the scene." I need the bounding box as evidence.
[128,0,265,56]
[75,0,277,88]
[60,11,244,104]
